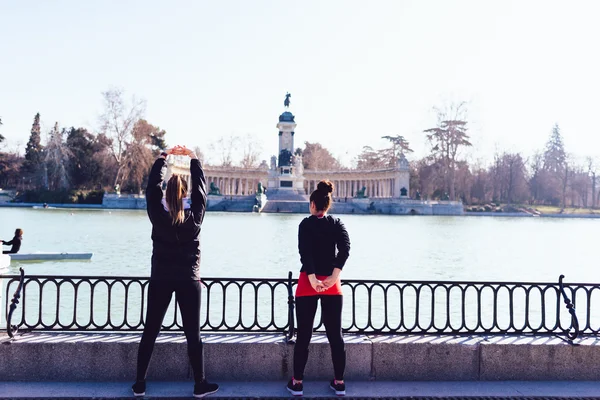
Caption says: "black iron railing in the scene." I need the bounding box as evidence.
[1,271,587,340]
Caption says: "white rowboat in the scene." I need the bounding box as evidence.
[9,253,93,261]
[0,254,9,270]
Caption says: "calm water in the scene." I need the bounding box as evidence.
[1,207,599,283]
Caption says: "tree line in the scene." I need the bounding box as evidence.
[0,89,166,202]
[1,99,599,208]
[297,103,599,209]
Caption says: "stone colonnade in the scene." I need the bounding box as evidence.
[169,161,409,199]
[203,173,268,196]
[303,170,407,198]
[169,162,268,196]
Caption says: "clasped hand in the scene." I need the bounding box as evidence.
[164,145,196,158]
[308,271,340,293]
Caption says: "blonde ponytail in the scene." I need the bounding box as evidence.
[166,174,188,225]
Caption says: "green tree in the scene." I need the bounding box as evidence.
[23,113,44,187]
[543,124,566,173]
[120,119,167,193]
[301,142,340,170]
[381,135,413,166]
[66,127,101,189]
[424,103,472,200]
[540,124,567,206]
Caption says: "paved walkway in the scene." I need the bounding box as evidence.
[1,381,600,399]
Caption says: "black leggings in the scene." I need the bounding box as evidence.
[136,279,204,383]
[293,295,345,381]
[2,251,16,254]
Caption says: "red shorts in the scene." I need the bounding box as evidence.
[295,272,343,297]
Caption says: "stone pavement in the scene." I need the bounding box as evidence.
[1,381,600,399]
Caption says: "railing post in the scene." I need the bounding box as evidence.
[7,268,25,339]
[285,271,295,344]
[558,274,580,342]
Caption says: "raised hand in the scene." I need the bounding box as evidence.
[169,145,185,155]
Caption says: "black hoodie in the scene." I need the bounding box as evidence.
[2,235,22,254]
[145,157,207,280]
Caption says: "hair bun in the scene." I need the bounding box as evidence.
[317,180,334,194]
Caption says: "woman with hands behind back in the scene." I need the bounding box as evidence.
[287,180,351,397]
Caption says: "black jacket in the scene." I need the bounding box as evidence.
[298,215,350,276]
[2,235,22,254]
[146,157,207,280]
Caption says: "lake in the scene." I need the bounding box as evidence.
[1,208,598,283]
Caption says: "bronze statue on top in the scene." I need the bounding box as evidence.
[284,92,291,108]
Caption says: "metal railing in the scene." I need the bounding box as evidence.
[2,271,588,341]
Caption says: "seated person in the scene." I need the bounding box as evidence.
[1,228,23,254]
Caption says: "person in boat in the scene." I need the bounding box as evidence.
[287,180,351,397]
[1,228,23,254]
[132,145,218,398]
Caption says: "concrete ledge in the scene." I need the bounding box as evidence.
[480,336,600,380]
[1,333,599,382]
[0,333,373,381]
[371,335,479,380]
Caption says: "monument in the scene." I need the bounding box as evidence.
[160,93,463,215]
[267,93,306,192]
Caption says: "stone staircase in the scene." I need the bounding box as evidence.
[206,195,256,212]
[260,189,309,214]
[264,189,309,201]
[261,200,308,214]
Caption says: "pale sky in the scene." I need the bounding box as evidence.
[1,0,600,167]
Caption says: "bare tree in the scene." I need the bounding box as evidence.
[99,88,146,187]
[0,116,4,145]
[355,146,386,170]
[45,122,73,190]
[209,135,240,167]
[193,146,205,164]
[588,157,599,209]
[560,156,572,209]
[240,134,263,168]
[569,163,590,208]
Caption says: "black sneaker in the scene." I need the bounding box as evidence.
[286,379,303,396]
[131,381,146,397]
[330,379,345,396]
[193,381,219,398]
